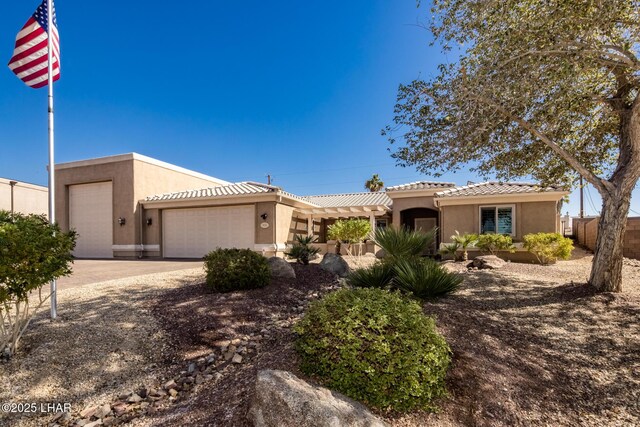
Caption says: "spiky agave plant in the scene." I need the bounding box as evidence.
[373,226,437,261]
[393,258,463,299]
[347,262,395,289]
[285,235,321,265]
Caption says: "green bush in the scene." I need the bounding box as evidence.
[393,258,462,298]
[439,241,461,260]
[285,235,320,265]
[372,226,436,260]
[295,288,451,412]
[203,248,270,292]
[523,232,574,264]
[0,211,76,358]
[346,262,395,288]
[450,231,478,261]
[475,233,515,255]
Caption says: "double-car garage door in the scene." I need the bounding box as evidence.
[162,206,255,258]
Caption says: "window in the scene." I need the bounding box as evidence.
[480,205,514,235]
[375,219,388,229]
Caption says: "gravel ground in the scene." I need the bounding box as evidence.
[0,268,203,427]
[1,249,639,427]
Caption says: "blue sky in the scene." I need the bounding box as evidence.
[0,0,637,217]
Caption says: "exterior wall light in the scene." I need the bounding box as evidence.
[260,213,268,220]
[118,217,126,226]
[146,218,153,226]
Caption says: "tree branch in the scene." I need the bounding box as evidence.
[473,95,614,196]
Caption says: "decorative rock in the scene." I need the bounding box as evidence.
[248,370,389,427]
[127,394,143,404]
[112,403,127,417]
[267,257,296,280]
[84,421,102,427]
[232,353,243,364]
[94,404,112,419]
[319,253,350,278]
[188,363,196,374]
[163,380,177,390]
[472,255,506,270]
[79,406,97,419]
[168,389,178,397]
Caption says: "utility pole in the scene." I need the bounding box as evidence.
[266,174,272,185]
[9,180,17,215]
[579,176,584,218]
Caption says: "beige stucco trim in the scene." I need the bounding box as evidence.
[434,192,568,206]
[0,177,48,192]
[386,189,451,199]
[112,244,160,251]
[56,153,230,186]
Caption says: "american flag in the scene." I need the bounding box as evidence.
[8,0,60,89]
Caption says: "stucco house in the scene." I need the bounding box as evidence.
[0,177,48,216]
[54,153,568,260]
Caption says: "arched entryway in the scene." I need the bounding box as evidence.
[400,207,439,254]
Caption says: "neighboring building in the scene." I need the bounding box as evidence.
[55,153,568,260]
[0,177,48,216]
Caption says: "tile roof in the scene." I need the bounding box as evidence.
[435,182,565,198]
[145,182,309,203]
[302,192,392,208]
[385,181,457,192]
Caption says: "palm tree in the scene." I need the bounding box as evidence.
[364,174,384,192]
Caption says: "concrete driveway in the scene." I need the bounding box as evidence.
[56,259,203,290]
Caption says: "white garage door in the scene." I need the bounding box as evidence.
[69,181,113,258]
[163,205,255,258]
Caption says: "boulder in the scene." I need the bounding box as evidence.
[319,253,350,278]
[375,249,386,259]
[248,370,389,427]
[472,255,506,269]
[268,257,296,280]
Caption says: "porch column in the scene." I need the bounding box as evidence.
[369,213,376,233]
[307,216,314,238]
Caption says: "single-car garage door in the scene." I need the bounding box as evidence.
[69,181,113,258]
[162,205,255,258]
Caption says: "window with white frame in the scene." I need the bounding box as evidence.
[480,205,514,235]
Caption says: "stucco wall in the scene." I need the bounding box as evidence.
[0,178,48,216]
[255,202,276,245]
[275,203,296,246]
[440,200,559,241]
[55,159,135,250]
[390,195,438,227]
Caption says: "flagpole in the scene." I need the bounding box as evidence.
[47,0,57,320]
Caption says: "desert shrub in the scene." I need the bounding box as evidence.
[346,262,395,288]
[328,218,372,256]
[475,233,515,255]
[295,288,451,412]
[203,248,270,292]
[0,211,76,358]
[373,226,436,261]
[393,258,463,298]
[523,232,574,264]
[451,231,478,261]
[439,241,461,260]
[285,235,320,265]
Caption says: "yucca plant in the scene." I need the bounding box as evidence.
[373,226,437,261]
[347,262,395,289]
[393,258,463,299]
[451,231,478,261]
[285,235,321,265]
